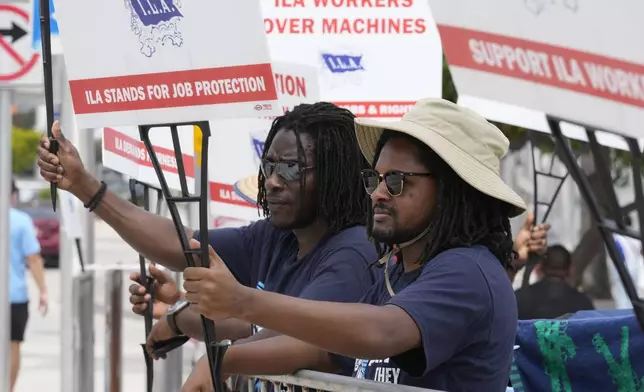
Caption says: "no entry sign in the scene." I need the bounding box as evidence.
[0,4,41,85]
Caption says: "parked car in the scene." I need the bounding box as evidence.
[20,206,60,268]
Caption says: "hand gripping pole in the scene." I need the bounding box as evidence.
[138,122,230,392]
[522,131,570,288]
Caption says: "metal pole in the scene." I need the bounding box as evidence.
[105,270,122,392]
[76,119,96,392]
[0,89,13,392]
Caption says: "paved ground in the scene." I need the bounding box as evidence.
[14,220,202,392]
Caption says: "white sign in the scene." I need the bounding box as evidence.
[59,190,82,240]
[428,0,644,139]
[53,0,280,128]
[209,62,320,222]
[457,96,644,152]
[0,3,42,86]
[264,0,442,119]
[101,125,196,193]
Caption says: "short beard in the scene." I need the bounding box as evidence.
[372,226,425,246]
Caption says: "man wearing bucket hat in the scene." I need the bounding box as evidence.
[181,98,527,391]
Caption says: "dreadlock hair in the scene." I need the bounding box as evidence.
[256,102,369,234]
[367,130,516,270]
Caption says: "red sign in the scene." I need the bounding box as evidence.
[334,101,417,118]
[0,4,39,83]
[103,127,196,178]
[210,182,256,208]
[69,63,277,114]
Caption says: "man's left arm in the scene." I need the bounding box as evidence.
[182,336,338,392]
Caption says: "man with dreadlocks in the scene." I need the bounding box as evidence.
[181,99,528,392]
[37,103,377,385]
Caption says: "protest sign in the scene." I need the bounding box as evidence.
[208,62,320,222]
[102,126,195,193]
[264,0,442,119]
[53,0,279,128]
[428,0,644,139]
[456,95,643,152]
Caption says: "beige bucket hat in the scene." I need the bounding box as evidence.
[233,175,259,205]
[354,98,527,217]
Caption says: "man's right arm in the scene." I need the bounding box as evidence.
[175,307,252,342]
[72,174,193,271]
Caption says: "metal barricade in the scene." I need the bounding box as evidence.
[249,371,443,392]
[72,272,95,392]
[88,262,185,392]
[104,269,123,392]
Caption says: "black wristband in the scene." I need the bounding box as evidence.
[83,181,105,209]
[84,181,107,212]
[166,300,190,336]
[167,312,183,336]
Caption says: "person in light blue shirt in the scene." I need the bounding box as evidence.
[9,179,48,392]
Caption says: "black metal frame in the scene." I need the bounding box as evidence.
[546,116,644,331]
[38,0,87,273]
[138,122,229,392]
[522,132,570,287]
[39,0,59,211]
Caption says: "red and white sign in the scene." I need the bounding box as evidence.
[428,0,644,139]
[263,0,442,120]
[102,126,195,192]
[53,0,279,128]
[209,62,319,222]
[0,4,41,85]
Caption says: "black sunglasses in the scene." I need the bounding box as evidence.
[261,159,315,182]
[361,169,433,196]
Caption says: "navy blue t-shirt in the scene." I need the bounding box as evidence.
[194,219,378,374]
[352,246,517,392]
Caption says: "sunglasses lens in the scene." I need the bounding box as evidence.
[277,162,301,181]
[385,173,404,196]
[261,161,302,181]
[260,160,274,178]
[362,171,380,195]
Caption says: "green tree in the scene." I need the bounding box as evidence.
[11,126,41,174]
